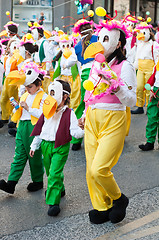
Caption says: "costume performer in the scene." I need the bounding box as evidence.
[81,19,136,224]
[0,22,20,128]
[131,22,158,114]
[0,62,48,194]
[31,22,50,93]
[71,19,98,150]
[53,34,81,112]
[139,54,159,151]
[30,80,84,216]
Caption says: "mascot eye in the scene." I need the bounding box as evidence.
[143,32,146,35]
[98,36,99,41]
[63,45,65,49]
[27,70,32,75]
[67,44,69,48]
[103,35,109,42]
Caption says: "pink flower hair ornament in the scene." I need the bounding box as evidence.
[22,62,47,76]
[4,21,19,28]
[135,22,152,30]
[96,19,131,39]
[17,40,34,48]
[72,19,94,34]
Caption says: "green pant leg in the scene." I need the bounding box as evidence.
[22,121,44,182]
[71,68,91,145]
[41,140,64,191]
[8,121,28,182]
[146,88,159,143]
[41,141,70,205]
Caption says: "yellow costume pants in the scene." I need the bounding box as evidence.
[85,107,126,211]
[126,107,131,136]
[60,75,81,112]
[37,63,52,94]
[136,59,154,107]
[1,77,18,120]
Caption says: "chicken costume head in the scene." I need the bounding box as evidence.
[83,19,130,100]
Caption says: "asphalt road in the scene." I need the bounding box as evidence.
[0,108,159,239]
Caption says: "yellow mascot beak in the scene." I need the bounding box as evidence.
[84,42,105,60]
[44,30,52,39]
[10,49,25,65]
[7,70,26,86]
[63,48,72,59]
[0,30,8,37]
[137,32,145,41]
[43,95,58,119]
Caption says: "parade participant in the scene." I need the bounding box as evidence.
[31,22,50,93]
[123,15,138,63]
[0,62,47,194]
[4,21,20,42]
[131,22,158,114]
[8,38,39,137]
[80,19,136,224]
[0,39,20,128]
[71,19,98,150]
[29,80,84,216]
[139,50,159,151]
[0,21,20,128]
[53,34,81,111]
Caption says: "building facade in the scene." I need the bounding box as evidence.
[0,0,158,36]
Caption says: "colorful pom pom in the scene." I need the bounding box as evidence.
[83,80,94,91]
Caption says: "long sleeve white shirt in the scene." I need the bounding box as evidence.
[30,105,84,151]
[134,40,159,68]
[33,38,49,63]
[20,89,47,121]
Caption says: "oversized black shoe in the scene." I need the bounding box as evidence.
[139,142,154,151]
[8,128,17,137]
[72,143,81,151]
[0,120,9,128]
[27,182,43,192]
[109,194,129,223]
[48,204,60,216]
[131,107,144,114]
[89,208,112,224]
[8,121,16,128]
[0,179,17,194]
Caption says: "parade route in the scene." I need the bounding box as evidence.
[0,109,159,240]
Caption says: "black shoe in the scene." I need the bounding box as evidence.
[8,128,17,137]
[0,119,9,128]
[0,179,17,194]
[89,208,112,224]
[27,182,43,192]
[8,121,16,128]
[139,142,154,151]
[0,120,8,128]
[131,107,144,114]
[72,143,81,151]
[109,193,129,223]
[48,204,60,216]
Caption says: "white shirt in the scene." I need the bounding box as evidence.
[33,38,49,63]
[30,105,84,151]
[20,88,47,121]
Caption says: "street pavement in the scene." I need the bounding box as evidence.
[0,108,159,240]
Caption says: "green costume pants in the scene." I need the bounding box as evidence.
[8,120,44,182]
[41,140,70,205]
[146,87,159,144]
[71,68,91,145]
